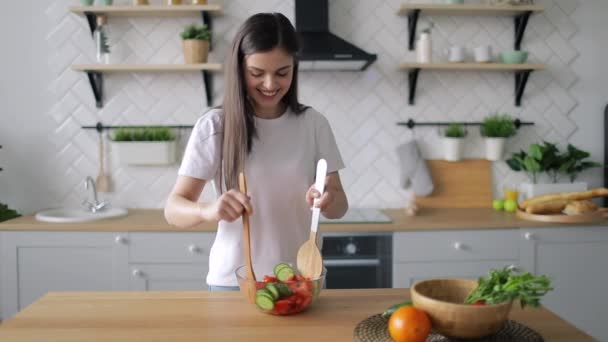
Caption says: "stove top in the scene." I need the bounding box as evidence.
[319,208,392,224]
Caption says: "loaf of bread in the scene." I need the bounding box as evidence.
[520,188,608,210]
[562,200,599,215]
[525,199,569,214]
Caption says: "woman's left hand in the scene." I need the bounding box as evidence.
[305,184,333,212]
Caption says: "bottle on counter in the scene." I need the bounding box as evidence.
[94,15,111,64]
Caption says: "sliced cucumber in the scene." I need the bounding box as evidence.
[276,266,295,282]
[275,283,292,297]
[265,283,280,301]
[273,263,291,277]
[255,294,274,311]
[256,288,273,301]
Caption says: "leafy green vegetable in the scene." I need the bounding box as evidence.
[465,267,553,308]
[0,203,21,223]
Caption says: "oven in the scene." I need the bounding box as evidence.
[321,232,392,289]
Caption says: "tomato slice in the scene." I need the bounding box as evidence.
[263,275,278,283]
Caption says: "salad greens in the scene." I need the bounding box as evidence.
[465,267,553,308]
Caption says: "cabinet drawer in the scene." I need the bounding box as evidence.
[393,230,519,262]
[128,232,215,263]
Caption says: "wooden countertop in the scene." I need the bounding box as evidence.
[0,208,605,232]
[0,289,593,342]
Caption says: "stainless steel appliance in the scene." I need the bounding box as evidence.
[320,209,392,289]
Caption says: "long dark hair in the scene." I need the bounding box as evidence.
[222,12,307,191]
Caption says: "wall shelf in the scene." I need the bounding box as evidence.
[399,62,545,106]
[397,4,544,50]
[71,64,222,108]
[70,5,221,49]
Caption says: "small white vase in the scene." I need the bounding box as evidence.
[443,137,464,162]
[520,182,588,200]
[484,137,506,161]
[416,32,432,63]
[113,141,177,166]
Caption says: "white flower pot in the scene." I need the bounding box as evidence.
[443,137,464,162]
[484,137,506,161]
[520,182,588,200]
[113,141,177,166]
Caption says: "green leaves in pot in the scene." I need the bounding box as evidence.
[480,113,517,138]
[465,267,553,308]
[112,127,176,142]
[506,142,601,184]
[180,24,211,41]
[0,203,21,223]
[444,123,466,138]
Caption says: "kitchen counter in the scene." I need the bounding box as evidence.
[0,289,593,342]
[0,208,605,232]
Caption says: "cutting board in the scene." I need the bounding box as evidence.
[416,159,492,209]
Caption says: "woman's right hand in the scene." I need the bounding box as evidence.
[203,189,253,222]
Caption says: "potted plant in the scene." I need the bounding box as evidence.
[506,142,600,198]
[442,123,466,162]
[180,24,211,64]
[480,113,517,161]
[0,203,20,223]
[111,127,177,166]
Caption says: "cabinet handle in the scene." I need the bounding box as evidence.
[188,244,200,253]
[453,242,463,250]
[132,269,143,277]
[524,232,535,241]
[115,236,127,244]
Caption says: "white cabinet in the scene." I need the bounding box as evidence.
[392,229,521,288]
[0,231,216,321]
[127,232,214,291]
[0,231,129,320]
[519,226,608,341]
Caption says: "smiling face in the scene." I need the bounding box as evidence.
[243,47,294,118]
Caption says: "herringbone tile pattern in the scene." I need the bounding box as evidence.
[46,0,580,208]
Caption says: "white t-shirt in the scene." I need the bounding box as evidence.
[178,106,344,286]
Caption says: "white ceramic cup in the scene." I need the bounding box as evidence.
[474,45,492,63]
[447,46,465,63]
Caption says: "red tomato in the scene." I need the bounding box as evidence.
[472,300,486,306]
[263,275,278,283]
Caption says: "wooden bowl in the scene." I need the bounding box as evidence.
[411,279,512,339]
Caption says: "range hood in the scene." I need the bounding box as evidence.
[295,0,377,71]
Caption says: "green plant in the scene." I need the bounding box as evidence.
[465,267,553,308]
[112,127,175,142]
[480,114,517,138]
[559,144,602,182]
[506,142,560,183]
[506,142,601,183]
[444,123,466,138]
[0,203,21,223]
[180,24,211,41]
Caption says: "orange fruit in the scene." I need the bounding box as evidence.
[388,306,431,342]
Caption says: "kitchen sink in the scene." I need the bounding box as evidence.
[35,207,128,223]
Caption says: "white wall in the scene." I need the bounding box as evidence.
[0,0,605,215]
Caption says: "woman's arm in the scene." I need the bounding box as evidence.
[306,171,348,219]
[165,175,253,228]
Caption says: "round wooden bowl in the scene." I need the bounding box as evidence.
[411,279,513,339]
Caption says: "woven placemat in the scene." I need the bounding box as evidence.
[353,314,543,342]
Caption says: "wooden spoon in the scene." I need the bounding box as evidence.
[297,159,327,279]
[96,130,111,193]
[239,172,256,303]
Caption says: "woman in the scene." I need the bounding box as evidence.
[165,13,348,291]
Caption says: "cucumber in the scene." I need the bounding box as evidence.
[265,283,280,301]
[273,263,291,277]
[255,294,274,311]
[256,288,273,301]
[275,283,292,297]
[276,266,295,281]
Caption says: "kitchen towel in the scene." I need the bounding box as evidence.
[396,140,434,196]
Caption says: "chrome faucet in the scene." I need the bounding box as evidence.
[82,176,109,213]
